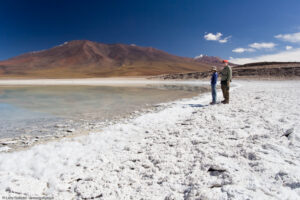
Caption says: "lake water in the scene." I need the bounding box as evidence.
[0,84,208,138]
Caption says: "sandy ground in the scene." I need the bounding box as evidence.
[0,80,299,199]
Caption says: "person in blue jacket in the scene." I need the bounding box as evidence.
[210,66,218,105]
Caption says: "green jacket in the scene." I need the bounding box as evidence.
[221,65,232,82]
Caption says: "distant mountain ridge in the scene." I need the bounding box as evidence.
[0,40,217,78]
[194,55,223,66]
[155,61,300,79]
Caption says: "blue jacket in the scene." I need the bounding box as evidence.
[211,72,218,85]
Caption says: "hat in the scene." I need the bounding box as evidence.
[212,66,217,71]
[223,60,228,63]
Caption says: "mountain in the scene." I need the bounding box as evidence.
[194,55,223,66]
[194,55,237,69]
[0,40,212,78]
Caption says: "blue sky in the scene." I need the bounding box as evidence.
[0,0,300,63]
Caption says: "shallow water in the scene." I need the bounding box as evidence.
[0,84,207,138]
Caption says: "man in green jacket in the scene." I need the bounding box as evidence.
[220,60,232,104]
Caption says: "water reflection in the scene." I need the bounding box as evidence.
[0,84,208,137]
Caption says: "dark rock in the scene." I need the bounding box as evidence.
[208,166,226,176]
[282,128,294,137]
[209,184,222,188]
[247,152,259,161]
[275,171,288,181]
[284,182,300,189]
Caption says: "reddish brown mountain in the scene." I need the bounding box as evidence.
[0,40,212,78]
[194,55,223,66]
[194,55,237,70]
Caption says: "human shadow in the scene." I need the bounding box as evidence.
[186,104,208,108]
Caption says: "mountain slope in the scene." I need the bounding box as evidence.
[194,55,237,69]
[0,40,211,78]
[194,55,224,66]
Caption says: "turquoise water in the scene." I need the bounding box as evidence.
[0,84,206,138]
[0,102,60,138]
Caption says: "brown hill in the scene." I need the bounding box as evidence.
[0,40,211,78]
[236,62,300,68]
[155,62,300,79]
[233,62,300,77]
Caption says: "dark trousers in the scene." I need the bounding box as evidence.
[221,82,230,103]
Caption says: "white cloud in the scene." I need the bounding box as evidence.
[232,48,255,53]
[229,48,300,64]
[275,32,300,43]
[232,42,276,54]
[219,36,232,43]
[204,32,230,43]
[286,45,293,50]
[249,42,276,49]
[194,54,204,59]
[204,32,222,41]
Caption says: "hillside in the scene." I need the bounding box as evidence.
[154,62,300,79]
[0,40,212,78]
[194,55,236,69]
[233,62,300,77]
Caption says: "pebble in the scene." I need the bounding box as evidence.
[66,129,75,133]
[1,140,18,145]
[54,124,65,128]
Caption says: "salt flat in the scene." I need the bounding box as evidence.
[0,80,299,199]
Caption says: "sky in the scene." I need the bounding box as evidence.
[0,0,300,64]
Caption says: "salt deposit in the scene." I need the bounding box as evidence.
[0,80,299,199]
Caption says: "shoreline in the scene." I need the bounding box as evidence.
[0,81,210,152]
[0,77,204,86]
[0,101,183,153]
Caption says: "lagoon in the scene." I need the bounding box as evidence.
[0,83,208,138]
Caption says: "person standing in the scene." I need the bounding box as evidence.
[220,60,232,104]
[210,66,218,105]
